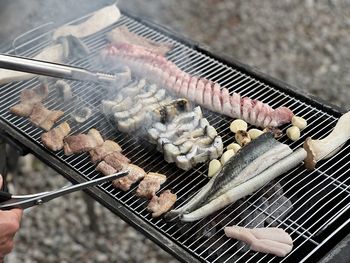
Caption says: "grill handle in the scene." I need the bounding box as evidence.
[0,53,117,84]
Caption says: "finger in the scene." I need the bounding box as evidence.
[10,209,23,223]
[0,174,2,189]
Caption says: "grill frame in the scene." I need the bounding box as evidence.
[0,8,349,263]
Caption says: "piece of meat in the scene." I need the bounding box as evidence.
[136,172,167,199]
[96,161,120,176]
[104,151,130,165]
[41,122,71,151]
[29,103,64,131]
[224,226,293,257]
[102,43,294,127]
[147,190,177,218]
[112,163,146,191]
[63,129,104,155]
[9,84,49,117]
[89,140,122,163]
[107,26,172,55]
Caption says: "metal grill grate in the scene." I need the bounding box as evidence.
[0,12,349,263]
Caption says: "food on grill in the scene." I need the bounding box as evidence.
[147,190,177,217]
[263,126,283,139]
[148,106,223,170]
[153,98,191,123]
[230,119,248,133]
[102,79,175,132]
[96,151,143,191]
[53,4,121,40]
[112,164,146,191]
[101,43,294,127]
[220,149,235,165]
[286,126,300,141]
[292,115,307,130]
[168,133,292,221]
[224,226,293,257]
[71,107,93,123]
[208,159,221,178]
[107,26,173,56]
[303,111,350,170]
[89,140,122,163]
[104,151,131,166]
[54,80,72,102]
[235,130,251,146]
[9,84,49,117]
[96,160,121,176]
[63,128,104,155]
[248,128,264,140]
[41,121,71,151]
[136,172,167,199]
[29,103,64,131]
[226,143,241,153]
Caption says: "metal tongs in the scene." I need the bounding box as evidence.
[0,53,118,84]
[0,171,128,210]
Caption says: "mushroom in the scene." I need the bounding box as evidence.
[303,111,350,170]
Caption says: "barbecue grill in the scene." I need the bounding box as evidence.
[0,7,349,263]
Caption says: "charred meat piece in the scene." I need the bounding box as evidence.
[63,129,104,155]
[29,103,64,131]
[89,140,122,163]
[9,84,49,117]
[147,190,177,218]
[107,26,173,55]
[136,172,167,199]
[112,164,146,191]
[41,122,71,151]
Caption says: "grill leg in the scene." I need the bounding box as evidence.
[0,137,7,191]
[83,193,99,233]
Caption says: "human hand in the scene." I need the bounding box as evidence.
[0,175,22,262]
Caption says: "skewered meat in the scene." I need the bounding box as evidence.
[224,226,293,257]
[147,190,177,218]
[9,84,49,117]
[89,140,122,163]
[63,129,104,155]
[41,122,71,151]
[29,103,64,131]
[101,43,293,127]
[136,172,167,199]
[107,26,173,55]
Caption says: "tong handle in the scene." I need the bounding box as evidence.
[0,53,96,82]
[0,191,12,203]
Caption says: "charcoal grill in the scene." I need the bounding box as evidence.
[0,7,349,263]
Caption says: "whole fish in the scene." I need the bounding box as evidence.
[166,133,292,220]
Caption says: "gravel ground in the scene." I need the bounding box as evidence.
[1,0,350,262]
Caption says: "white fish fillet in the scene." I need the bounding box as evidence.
[224,226,293,257]
[182,148,307,222]
[53,4,120,40]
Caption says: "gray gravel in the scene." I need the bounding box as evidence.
[1,0,350,262]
